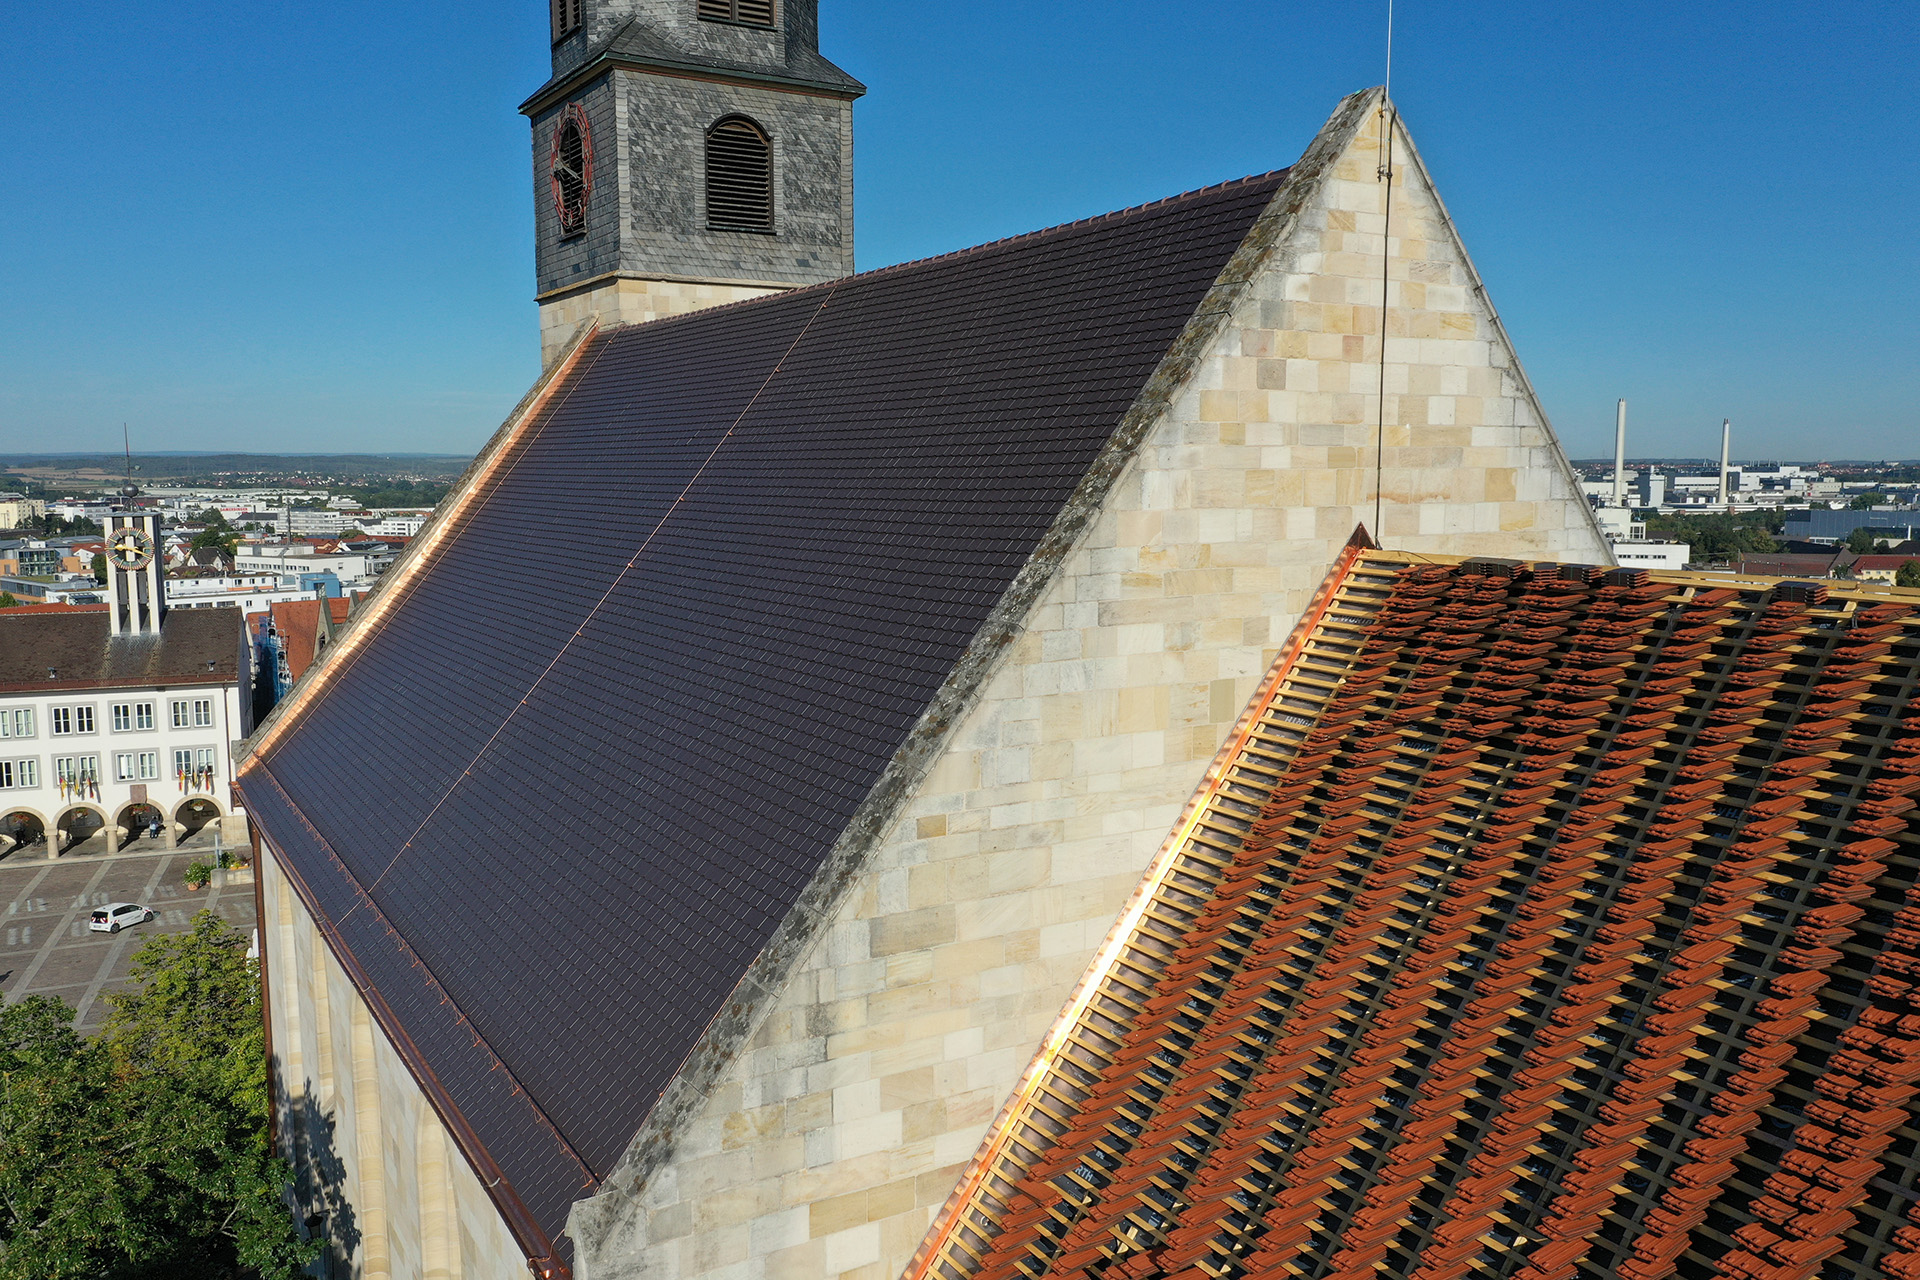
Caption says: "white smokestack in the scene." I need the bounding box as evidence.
[1612,400,1627,507]
[1718,419,1731,507]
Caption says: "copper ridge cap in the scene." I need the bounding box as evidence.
[593,166,1295,338]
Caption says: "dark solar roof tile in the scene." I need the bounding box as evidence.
[239,168,1291,1255]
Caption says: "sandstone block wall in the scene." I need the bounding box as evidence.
[570,103,1607,1280]
[264,854,526,1280]
[538,275,783,366]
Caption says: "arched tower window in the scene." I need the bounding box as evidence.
[550,105,593,238]
[705,117,773,233]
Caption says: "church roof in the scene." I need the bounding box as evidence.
[914,551,1920,1280]
[0,606,240,693]
[237,167,1295,1262]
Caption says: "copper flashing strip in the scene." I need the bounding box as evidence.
[242,316,601,768]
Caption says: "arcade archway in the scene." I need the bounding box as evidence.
[54,805,107,855]
[174,798,222,845]
[1,810,46,856]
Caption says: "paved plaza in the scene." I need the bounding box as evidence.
[0,840,259,1034]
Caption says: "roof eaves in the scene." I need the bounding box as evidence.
[518,21,864,116]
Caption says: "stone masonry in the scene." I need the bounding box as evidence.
[529,0,857,366]
[565,95,1609,1280]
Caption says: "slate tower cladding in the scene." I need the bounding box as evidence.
[521,0,863,365]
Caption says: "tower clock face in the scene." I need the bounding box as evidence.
[107,527,154,571]
[550,104,593,236]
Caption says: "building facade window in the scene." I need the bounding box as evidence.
[0,709,32,739]
[115,753,139,782]
[697,0,774,26]
[0,760,37,789]
[139,751,159,781]
[170,700,213,730]
[174,748,218,790]
[50,706,95,736]
[55,756,99,788]
[111,702,156,732]
[550,105,593,238]
[705,117,773,233]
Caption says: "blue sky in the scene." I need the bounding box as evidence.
[1,0,1913,460]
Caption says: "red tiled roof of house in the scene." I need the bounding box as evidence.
[268,598,324,681]
[1851,555,1920,572]
[917,551,1920,1280]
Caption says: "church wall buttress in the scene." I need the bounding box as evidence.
[565,102,1606,1280]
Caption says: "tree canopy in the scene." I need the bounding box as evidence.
[0,913,314,1278]
[1637,510,1783,562]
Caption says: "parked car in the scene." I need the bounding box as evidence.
[88,903,154,934]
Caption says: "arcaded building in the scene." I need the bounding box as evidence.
[239,7,1617,1278]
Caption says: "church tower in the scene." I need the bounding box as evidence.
[103,509,165,638]
[521,0,864,364]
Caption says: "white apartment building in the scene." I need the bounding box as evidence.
[0,512,245,855]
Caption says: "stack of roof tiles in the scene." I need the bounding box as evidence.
[918,550,1920,1280]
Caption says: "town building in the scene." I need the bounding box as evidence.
[0,511,245,856]
[242,72,1614,1280]
[1848,553,1920,585]
[0,493,46,529]
[1784,510,1920,546]
[234,541,384,585]
[243,594,359,733]
[914,550,1920,1280]
[1608,540,1692,571]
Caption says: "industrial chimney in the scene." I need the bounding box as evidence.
[1718,419,1731,508]
[1612,400,1627,508]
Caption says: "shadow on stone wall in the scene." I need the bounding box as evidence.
[283,1081,359,1277]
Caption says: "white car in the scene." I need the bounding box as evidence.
[88,903,154,934]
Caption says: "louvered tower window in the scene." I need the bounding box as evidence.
[697,0,774,26]
[551,0,583,41]
[705,117,773,233]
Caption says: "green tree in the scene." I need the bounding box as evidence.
[1897,560,1920,589]
[0,916,316,1279]
[90,553,107,582]
[0,998,137,1279]
[1846,527,1880,554]
[1848,492,1889,510]
[0,592,15,608]
[97,913,315,1279]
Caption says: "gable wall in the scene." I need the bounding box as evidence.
[568,104,1608,1280]
[263,852,528,1280]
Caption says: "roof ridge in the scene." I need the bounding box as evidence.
[602,167,1293,338]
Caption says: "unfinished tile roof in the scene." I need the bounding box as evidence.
[235,169,1289,1260]
[916,551,1920,1280]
